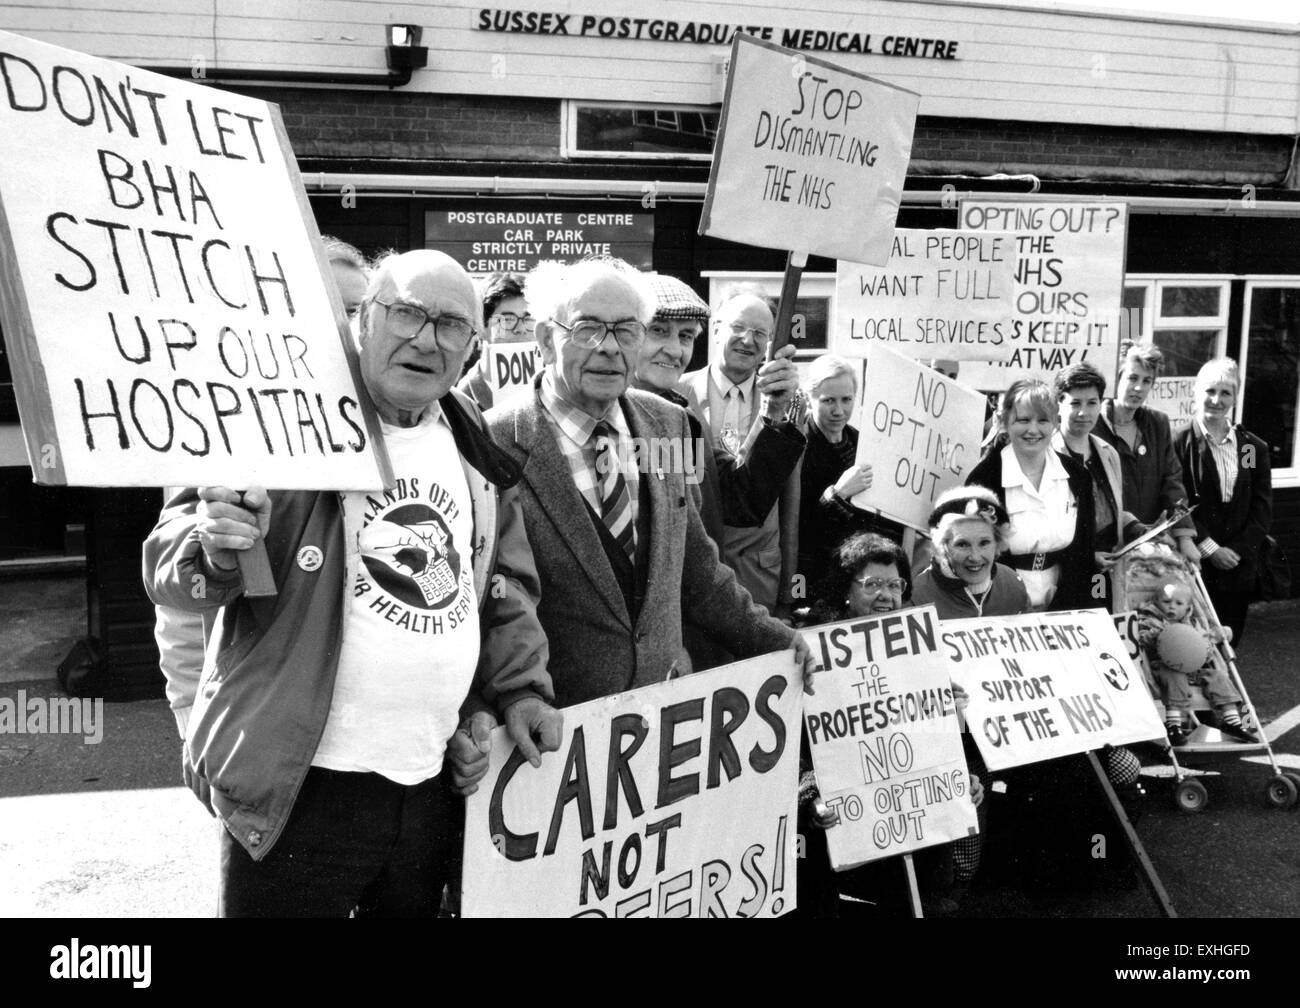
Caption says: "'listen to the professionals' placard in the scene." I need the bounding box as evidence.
[699,34,919,266]
[833,229,1017,361]
[956,200,1128,389]
[851,344,987,530]
[943,610,1165,772]
[463,653,800,918]
[0,31,388,489]
[801,606,979,870]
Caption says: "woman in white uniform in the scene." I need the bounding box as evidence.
[966,378,1097,612]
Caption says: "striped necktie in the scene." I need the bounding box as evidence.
[592,420,635,562]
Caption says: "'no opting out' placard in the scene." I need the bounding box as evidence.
[801,606,979,870]
[699,34,919,266]
[833,229,1017,361]
[0,30,388,489]
[850,344,987,531]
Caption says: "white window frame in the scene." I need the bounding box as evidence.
[563,100,718,161]
[1240,278,1300,488]
[700,271,837,364]
[1122,275,1231,360]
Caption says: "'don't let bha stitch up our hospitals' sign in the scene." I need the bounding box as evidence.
[0,30,389,490]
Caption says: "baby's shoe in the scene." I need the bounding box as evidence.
[1217,706,1258,744]
[1165,719,1189,747]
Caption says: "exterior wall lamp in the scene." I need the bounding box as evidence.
[141,25,429,88]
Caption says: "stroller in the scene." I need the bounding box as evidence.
[1112,541,1299,812]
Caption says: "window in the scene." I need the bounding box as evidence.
[701,273,836,364]
[565,102,719,159]
[1123,277,1230,434]
[1240,282,1300,483]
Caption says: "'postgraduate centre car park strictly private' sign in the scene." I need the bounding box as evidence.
[426,210,653,274]
[0,31,390,490]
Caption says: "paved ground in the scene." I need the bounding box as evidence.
[1,574,1297,918]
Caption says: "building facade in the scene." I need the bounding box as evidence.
[1,0,1297,685]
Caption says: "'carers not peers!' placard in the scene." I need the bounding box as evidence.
[0,31,387,490]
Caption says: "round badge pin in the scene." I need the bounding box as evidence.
[1138,445,1147,456]
[296,545,323,572]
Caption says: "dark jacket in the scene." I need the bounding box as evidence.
[797,420,902,595]
[1175,422,1272,592]
[1093,402,1195,534]
[966,447,1097,612]
[656,387,804,545]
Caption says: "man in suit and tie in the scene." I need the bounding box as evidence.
[487,259,814,705]
[680,292,804,614]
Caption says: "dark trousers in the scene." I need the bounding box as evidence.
[1203,574,1251,648]
[219,766,461,918]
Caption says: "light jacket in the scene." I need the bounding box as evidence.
[1050,430,1142,548]
[143,389,552,860]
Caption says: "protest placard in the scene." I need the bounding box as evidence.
[1149,376,1196,435]
[462,652,800,918]
[486,340,542,406]
[833,229,1017,361]
[0,31,388,489]
[943,609,1165,772]
[801,606,978,870]
[956,200,1128,389]
[850,344,987,530]
[699,34,918,267]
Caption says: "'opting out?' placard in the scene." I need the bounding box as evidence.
[0,30,388,489]
[942,609,1166,772]
[699,34,918,266]
[851,344,987,530]
[833,229,1017,361]
[462,652,800,918]
[801,606,979,870]
[956,200,1128,389]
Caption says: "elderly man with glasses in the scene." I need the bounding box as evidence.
[457,271,537,410]
[145,249,561,917]
[680,292,804,616]
[487,257,815,704]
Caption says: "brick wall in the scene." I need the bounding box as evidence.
[910,117,1293,187]
[258,88,562,161]
[254,88,1294,189]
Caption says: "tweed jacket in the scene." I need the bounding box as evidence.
[487,386,795,707]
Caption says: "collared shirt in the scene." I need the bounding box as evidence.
[539,372,639,536]
[706,362,757,455]
[1196,417,1238,501]
[1001,445,1077,556]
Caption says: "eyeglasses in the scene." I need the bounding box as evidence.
[726,321,772,343]
[373,298,477,351]
[550,317,646,349]
[491,311,536,333]
[853,576,907,595]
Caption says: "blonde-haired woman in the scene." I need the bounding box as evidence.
[1174,358,1272,646]
[796,354,901,598]
[966,378,1096,612]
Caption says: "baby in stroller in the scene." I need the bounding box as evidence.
[1136,574,1256,746]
